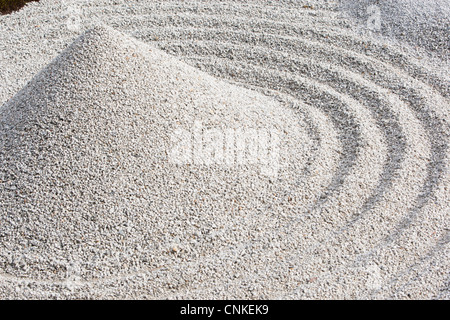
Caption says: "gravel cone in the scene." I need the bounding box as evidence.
[0,25,311,298]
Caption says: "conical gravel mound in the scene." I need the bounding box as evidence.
[0,26,310,285]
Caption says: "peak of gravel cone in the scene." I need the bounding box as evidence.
[0,26,309,282]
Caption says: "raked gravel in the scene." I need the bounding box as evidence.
[0,0,449,299]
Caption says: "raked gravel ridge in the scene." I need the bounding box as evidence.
[0,0,449,299]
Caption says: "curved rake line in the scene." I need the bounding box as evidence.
[342,84,448,267]
[386,231,450,299]
[189,56,360,210]
[178,53,442,296]
[107,11,349,35]
[137,25,448,97]
[83,0,341,23]
[182,55,393,219]
[168,39,447,244]
[162,41,407,222]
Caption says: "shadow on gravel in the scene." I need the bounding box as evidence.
[0,0,39,15]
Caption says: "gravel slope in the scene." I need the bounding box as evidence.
[0,0,449,299]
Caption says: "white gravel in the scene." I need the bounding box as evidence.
[0,0,449,299]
